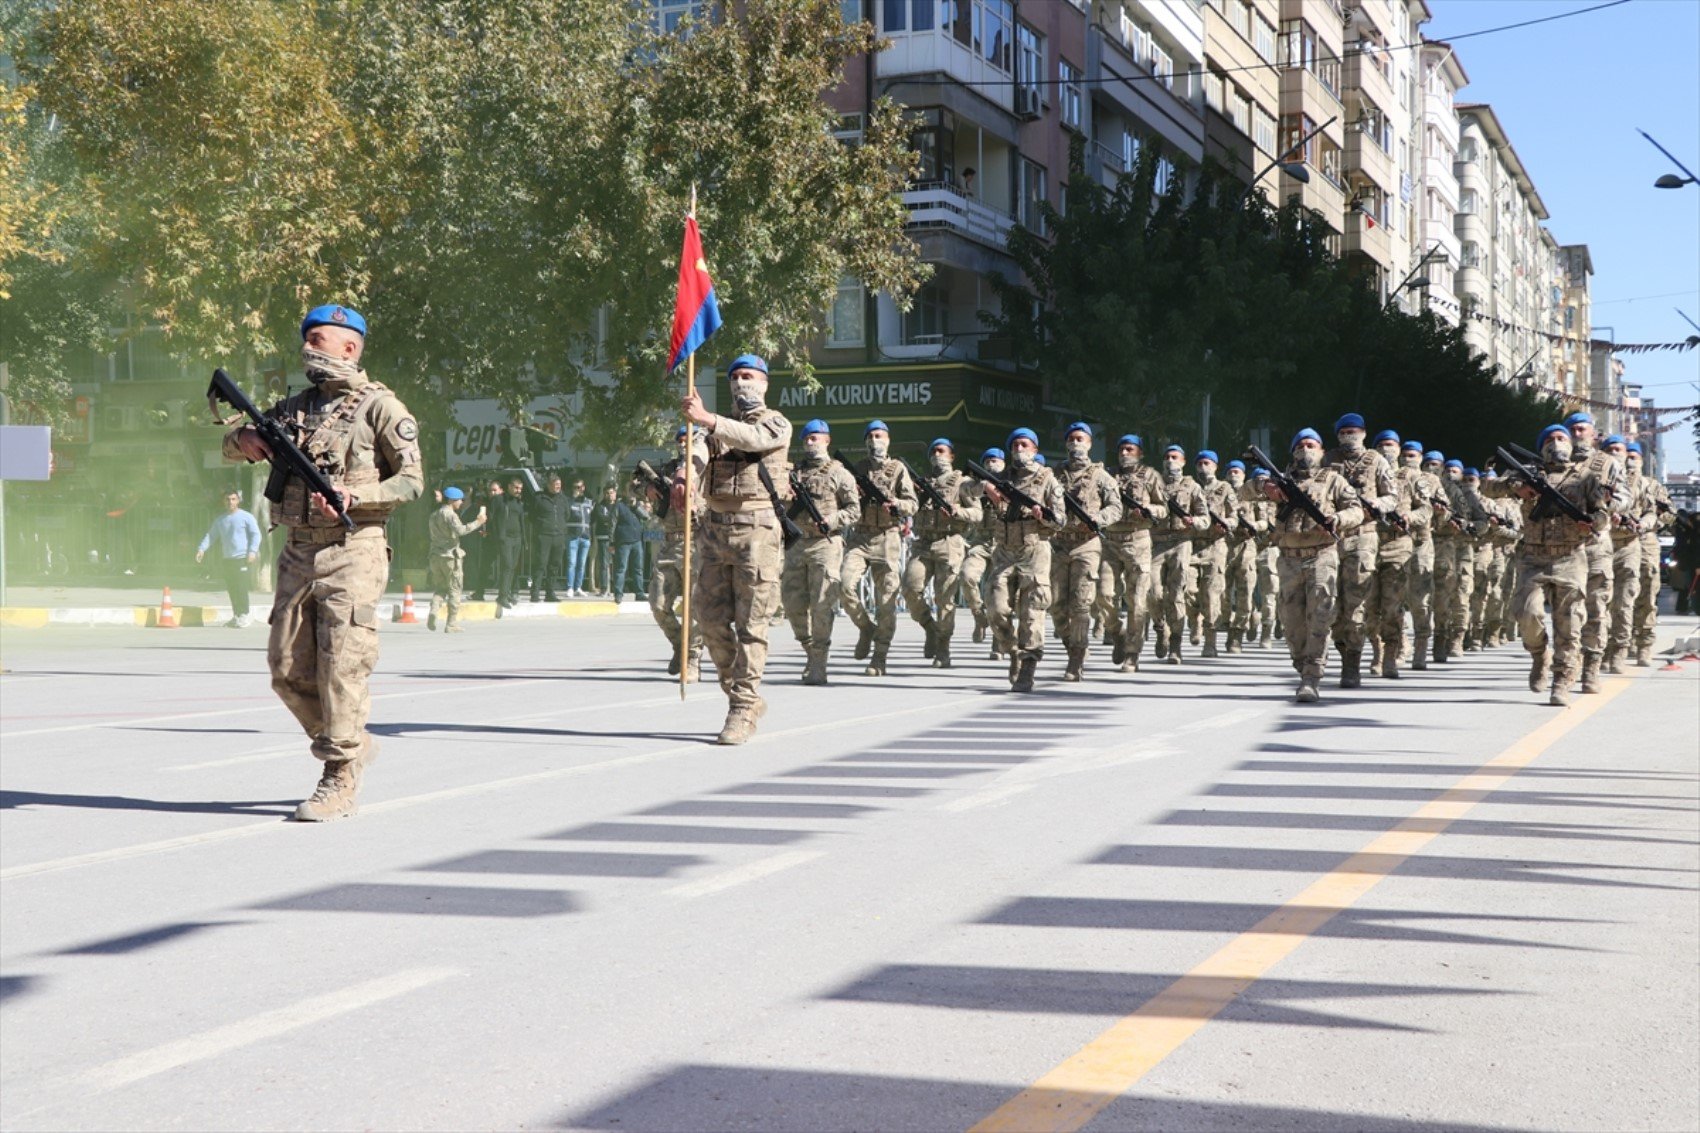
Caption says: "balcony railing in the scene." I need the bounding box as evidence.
[902,182,1017,249]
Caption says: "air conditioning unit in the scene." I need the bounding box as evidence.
[1014,87,1041,120]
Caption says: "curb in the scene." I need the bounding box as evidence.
[0,599,650,629]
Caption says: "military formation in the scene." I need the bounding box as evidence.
[225,306,1678,819]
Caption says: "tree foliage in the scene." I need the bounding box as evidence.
[990,140,1562,466]
[12,0,921,454]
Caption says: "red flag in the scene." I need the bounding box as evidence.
[668,217,723,372]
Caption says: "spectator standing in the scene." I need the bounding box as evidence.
[565,479,595,596]
[590,484,618,595]
[530,474,570,601]
[195,488,263,627]
[468,479,502,600]
[488,477,527,609]
[610,489,652,601]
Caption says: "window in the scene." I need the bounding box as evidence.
[1017,157,1047,235]
[1016,24,1044,113]
[1119,9,1145,58]
[841,0,864,25]
[1150,44,1173,89]
[1204,69,1225,114]
[1229,0,1251,41]
[903,281,948,344]
[1279,20,1339,95]
[982,0,1014,73]
[1231,88,1252,138]
[1060,60,1083,131]
[1458,139,1478,163]
[834,113,864,147]
[1122,129,1140,172]
[1460,240,1481,267]
[829,276,866,347]
[1154,156,1176,196]
[1280,113,1318,167]
[1459,188,1478,215]
[907,108,956,183]
[1253,15,1277,63]
[1253,105,1277,156]
[654,0,709,35]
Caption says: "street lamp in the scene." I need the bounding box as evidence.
[1241,115,1337,206]
[1637,129,1698,189]
[1385,242,1446,311]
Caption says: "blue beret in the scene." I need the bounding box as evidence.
[442,486,464,501]
[1626,441,1642,454]
[1165,444,1185,456]
[1602,434,1625,447]
[1402,439,1423,452]
[982,447,1005,462]
[1196,449,1219,464]
[301,304,366,339]
[1538,424,1569,447]
[1334,412,1366,432]
[1226,459,1245,472]
[676,426,689,440]
[1033,453,1048,465]
[1118,434,1143,449]
[1563,411,1593,427]
[1291,428,1322,451]
[1424,450,1443,463]
[1064,421,1092,438]
[866,419,891,436]
[1008,427,1039,448]
[1445,458,1464,470]
[1464,467,1480,478]
[801,418,830,440]
[1373,429,1400,445]
[726,354,769,377]
[1252,466,1270,478]
[929,437,954,451]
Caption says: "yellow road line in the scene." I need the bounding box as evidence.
[969,677,1636,1133]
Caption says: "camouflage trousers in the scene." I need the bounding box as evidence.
[960,541,992,617]
[1365,543,1412,655]
[427,552,465,625]
[1148,538,1192,642]
[1048,535,1102,653]
[1279,544,1340,683]
[692,517,783,712]
[1581,539,1613,657]
[1096,531,1153,660]
[902,533,966,643]
[1330,529,1379,654]
[840,528,902,651]
[1434,537,1474,645]
[1633,533,1661,651]
[1607,537,1642,654]
[1226,538,1258,633]
[1405,538,1435,640]
[269,527,389,763]
[783,534,845,652]
[1188,538,1228,632]
[649,536,704,656]
[989,537,1053,659]
[1515,546,1587,685]
[1468,542,1495,634]
[1257,544,1279,637]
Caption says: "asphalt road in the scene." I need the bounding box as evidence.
[1,613,1696,1132]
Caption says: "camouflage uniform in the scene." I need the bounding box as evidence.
[1482,453,1612,703]
[1483,496,1523,645]
[1096,463,1168,671]
[1188,474,1240,657]
[1324,445,1397,684]
[1226,484,1268,652]
[687,405,793,733]
[1632,477,1675,663]
[1255,526,1280,646]
[427,502,484,630]
[783,456,861,683]
[1432,476,1490,660]
[224,369,423,816]
[1363,466,1417,676]
[649,455,705,679]
[839,456,918,674]
[1464,488,1497,649]
[1571,440,1628,686]
[987,460,1066,691]
[960,502,998,649]
[1149,473,1209,662]
[901,465,981,668]
[1049,456,1122,679]
[1403,465,1444,668]
[1270,464,1363,699]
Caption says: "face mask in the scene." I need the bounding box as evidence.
[1380,445,1400,464]
[729,378,766,414]
[1293,448,1322,470]
[1197,464,1216,482]
[1544,439,1572,464]
[930,452,952,473]
[1464,480,1480,493]
[1402,453,1420,469]
[1570,430,1592,452]
[1447,469,1462,481]
[1118,451,1140,470]
[1065,441,1090,463]
[1627,457,1642,474]
[1163,461,1184,481]
[867,437,889,460]
[1228,472,1244,488]
[984,459,1005,475]
[802,441,828,465]
[301,343,361,387]
[1338,433,1364,455]
[1011,450,1034,468]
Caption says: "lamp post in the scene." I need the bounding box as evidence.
[1241,115,1338,206]
[1636,129,1698,189]
[1385,242,1447,311]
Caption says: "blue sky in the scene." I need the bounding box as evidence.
[1424,0,1700,472]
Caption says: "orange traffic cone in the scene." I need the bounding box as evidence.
[157,585,179,629]
[397,584,421,624]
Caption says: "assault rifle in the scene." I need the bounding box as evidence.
[897,459,956,517]
[1062,490,1103,537]
[1119,485,1154,520]
[787,468,831,536]
[1494,445,1593,527]
[1247,444,1339,541]
[1362,498,1411,535]
[634,460,672,519]
[831,448,894,512]
[207,367,354,530]
[755,463,805,549]
[963,459,1059,524]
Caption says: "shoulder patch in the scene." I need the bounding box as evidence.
[396,418,419,442]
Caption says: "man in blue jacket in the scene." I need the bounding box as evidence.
[195,488,263,627]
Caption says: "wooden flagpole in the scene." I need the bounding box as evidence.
[679,185,698,701]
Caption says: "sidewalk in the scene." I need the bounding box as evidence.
[0,585,650,628]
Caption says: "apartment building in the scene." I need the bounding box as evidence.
[1200,0,1282,191]
[1412,38,1466,323]
[1273,0,1349,247]
[1554,243,1594,397]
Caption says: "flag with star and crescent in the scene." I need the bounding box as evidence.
[667,216,723,372]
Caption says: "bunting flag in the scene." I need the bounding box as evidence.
[1424,294,1700,353]
[667,216,722,373]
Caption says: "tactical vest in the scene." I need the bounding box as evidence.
[793,460,848,538]
[994,465,1060,549]
[1055,462,1106,542]
[1105,466,1159,535]
[1193,478,1236,544]
[705,409,789,514]
[1522,461,1598,555]
[1326,448,1384,536]
[853,458,909,533]
[274,382,394,529]
[1156,476,1201,539]
[913,468,969,539]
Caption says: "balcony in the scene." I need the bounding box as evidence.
[1280,66,1342,129]
[1342,46,1396,114]
[1344,127,1395,192]
[1087,140,1127,186]
[876,26,1015,116]
[1343,211,1391,267]
[1087,24,1204,161]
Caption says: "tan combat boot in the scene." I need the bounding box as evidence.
[444,620,464,634]
[972,611,987,644]
[853,623,875,660]
[1381,648,1400,680]
[1339,649,1362,689]
[667,643,682,676]
[1063,647,1085,682]
[1012,652,1038,693]
[1549,668,1574,707]
[716,708,757,745]
[921,622,937,660]
[934,641,952,669]
[1412,635,1429,671]
[1634,644,1653,667]
[864,649,888,677]
[294,759,362,822]
[1295,678,1320,703]
[683,651,701,684]
[1202,631,1219,659]
[1601,645,1623,675]
[801,647,828,686]
[1528,648,1551,694]
[1580,652,1604,694]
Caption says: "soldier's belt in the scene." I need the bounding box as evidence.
[1053,528,1100,549]
[1278,543,1331,559]
[706,510,777,528]
[288,523,387,545]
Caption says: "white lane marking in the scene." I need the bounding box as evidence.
[2,700,954,881]
[81,966,457,1092]
[668,850,823,898]
[162,746,302,772]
